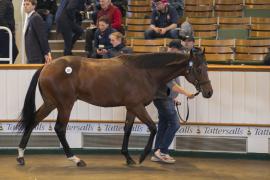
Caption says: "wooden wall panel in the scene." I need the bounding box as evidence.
[0,69,270,125]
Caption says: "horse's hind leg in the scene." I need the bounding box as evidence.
[55,106,86,167]
[17,103,55,165]
[128,105,157,164]
[121,110,136,165]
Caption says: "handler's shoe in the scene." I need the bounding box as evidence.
[152,150,175,164]
[151,155,160,162]
[160,153,176,163]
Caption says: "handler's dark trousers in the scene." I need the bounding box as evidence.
[153,98,180,154]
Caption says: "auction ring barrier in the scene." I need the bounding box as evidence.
[0,26,13,64]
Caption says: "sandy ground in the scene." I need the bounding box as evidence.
[0,154,269,180]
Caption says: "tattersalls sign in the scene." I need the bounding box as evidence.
[0,122,269,153]
[0,122,269,137]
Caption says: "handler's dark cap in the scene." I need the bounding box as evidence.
[168,40,183,50]
[181,35,195,42]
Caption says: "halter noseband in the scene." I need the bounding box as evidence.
[186,57,211,92]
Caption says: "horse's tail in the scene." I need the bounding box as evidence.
[17,66,44,133]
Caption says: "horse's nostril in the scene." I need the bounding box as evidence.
[208,91,213,97]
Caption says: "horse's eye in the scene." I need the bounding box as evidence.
[197,68,202,73]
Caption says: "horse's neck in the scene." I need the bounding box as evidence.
[149,62,188,85]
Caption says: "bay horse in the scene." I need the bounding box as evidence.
[16,49,213,167]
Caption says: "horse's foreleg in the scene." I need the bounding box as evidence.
[129,105,157,164]
[17,103,55,165]
[55,107,86,167]
[121,110,136,165]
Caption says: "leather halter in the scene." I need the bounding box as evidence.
[175,57,211,123]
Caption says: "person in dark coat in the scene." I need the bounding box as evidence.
[23,0,51,64]
[0,0,19,63]
[55,0,85,56]
[36,0,57,36]
[103,31,132,58]
[92,16,116,58]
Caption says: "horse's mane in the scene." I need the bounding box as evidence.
[117,53,189,69]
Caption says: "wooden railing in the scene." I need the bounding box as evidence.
[1,64,270,72]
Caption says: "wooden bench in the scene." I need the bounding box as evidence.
[219,17,250,30]
[214,0,244,17]
[184,0,214,17]
[245,0,270,9]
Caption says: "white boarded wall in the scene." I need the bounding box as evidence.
[0,69,270,124]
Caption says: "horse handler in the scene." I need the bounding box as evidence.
[151,40,194,164]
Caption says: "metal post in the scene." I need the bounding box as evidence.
[0,26,13,64]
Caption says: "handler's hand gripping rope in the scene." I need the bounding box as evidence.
[175,91,200,124]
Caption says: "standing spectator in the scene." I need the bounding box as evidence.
[91,16,116,58]
[151,40,194,164]
[85,0,122,57]
[103,32,132,58]
[23,0,51,64]
[169,0,184,17]
[55,0,85,55]
[145,0,179,39]
[0,0,19,63]
[36,0,57,37]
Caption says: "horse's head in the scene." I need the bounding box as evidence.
[185,48,213,98]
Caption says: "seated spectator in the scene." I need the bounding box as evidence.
[36,0,57,37]
[103,32,132,58]
[85,0,122,57]
[264,52,270,65]
[145,0,179,39]
[92,16,116,58]
[169,0,184,17]
[112,0,127,17]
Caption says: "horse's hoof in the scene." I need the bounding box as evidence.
[17,157,25,166]
[77,160,87,167]
[127,158,136,165]
[139,155,146,164]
